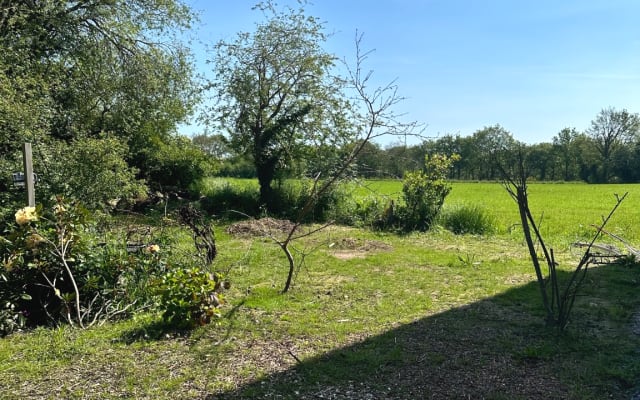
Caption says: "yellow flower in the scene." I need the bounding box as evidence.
[15,207,37,225]
[26,233,46,249]
[3,255,16,272]
[146,244,160,254]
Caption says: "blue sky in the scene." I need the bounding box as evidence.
[181,0,640,145]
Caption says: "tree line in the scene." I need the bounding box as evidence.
[196,107,640,184]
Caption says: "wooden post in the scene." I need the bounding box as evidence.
[22,142,35,207]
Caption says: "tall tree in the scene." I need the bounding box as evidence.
[552,127,580,181]
[204,1,355,209]
[526,142,557,181]
[468,125,516,180]
[192,133,232,159]
[587,107,640,182]
[0,0,198,201]
[573,133,600,183]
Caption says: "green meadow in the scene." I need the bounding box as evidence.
[366,180,640,241]
[2,181,640,399]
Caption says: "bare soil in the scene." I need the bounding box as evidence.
[329,237,393,260]
[226,217,299,237]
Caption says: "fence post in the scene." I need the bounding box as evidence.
[23,142,35,207]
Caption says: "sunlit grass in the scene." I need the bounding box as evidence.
[2,181,640,399]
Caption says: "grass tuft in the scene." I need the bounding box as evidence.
[439,203,497,235]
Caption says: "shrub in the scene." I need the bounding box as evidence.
[440,204,496,235]
[397,154,459,232]
[40,136,146,209]
[329,190,388,227]
[198,177,352,223]
[156,266,227,328]
[218,155,256,178]
[198,178,260,218]
[142,135,217,194]
[0,198,166,335]
[269,179,354,223]
[0,195,232,335]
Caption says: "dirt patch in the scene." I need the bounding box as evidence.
[329,237,393,260]
[226,217,298,237]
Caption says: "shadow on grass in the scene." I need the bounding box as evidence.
[208,264,640,400]
[118,300,247,344]
[117,317,192,344]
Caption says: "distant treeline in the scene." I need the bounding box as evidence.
[198,107,640,184]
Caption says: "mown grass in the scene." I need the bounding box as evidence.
[1,181,640,399]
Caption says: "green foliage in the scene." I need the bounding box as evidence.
[39,136,146,209]
[87,239,167,316]
[197,177,352,223]
[1,200,90,332]
[206,0,356,209]
[586,107,640,183]
[398,154,459,231]
[218,155,257,178]
[353,196,389,228]
[0,198,166,335]
[0,272,29,336]
[439,204,496,235]
[270,179,350,222]
[0,0,198,203]
[156,267,226,328]
[191,133,231,159]
[142,135,217,194]
[198,178,260,218]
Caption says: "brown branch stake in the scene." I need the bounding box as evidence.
[499,149,628,330]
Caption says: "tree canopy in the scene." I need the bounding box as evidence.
[586,107,640,182]
[0,0,202,206]
[203,1,356,209]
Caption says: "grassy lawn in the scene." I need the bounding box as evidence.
[1,182,640,399]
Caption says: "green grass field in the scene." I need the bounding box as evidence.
[1,181,640,399]
[363,179,640,242]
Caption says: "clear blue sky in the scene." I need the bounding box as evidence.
[181,0,640,145]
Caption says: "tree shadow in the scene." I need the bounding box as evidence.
[117,300,246,344]
[207,264,640,399]
[116,317,192,344]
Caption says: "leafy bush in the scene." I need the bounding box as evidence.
[440,204,496,235]
[143,135,218,194]
[198,178,260,218]
[156,266,227,328]
[328,190,389,227]
[271,179,348,222]
[398,154,459,232]
[198,177,353,224]
[218,155,256,178]
[39,136,146,209]
[0,198,165,335]
[363,154,458,232]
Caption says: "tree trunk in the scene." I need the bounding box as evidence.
[255,153,278,210]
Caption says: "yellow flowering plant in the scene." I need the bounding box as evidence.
[14,206,38,226]
[1,197,226,335]
[0,199,88,333]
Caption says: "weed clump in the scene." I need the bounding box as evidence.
[440,204,496,235]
